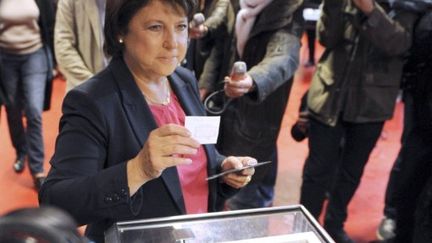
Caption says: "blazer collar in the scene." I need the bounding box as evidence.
[168,71,205,117]
[108,57,193,214]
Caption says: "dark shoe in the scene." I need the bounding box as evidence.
[325,227,354,243]
[13,157,25,173]
[33,176,46,191]
[376,217,396,241]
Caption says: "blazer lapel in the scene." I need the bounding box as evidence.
[169,70,220,202]
[84,0,102,49]
[169,71,205,116]
[109,58,156,148]
[109,58,186,214]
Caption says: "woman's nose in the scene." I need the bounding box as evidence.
[163,30,178,49]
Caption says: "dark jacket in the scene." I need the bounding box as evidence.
[405,10,432,135]
[307,0,417,126]
[39,57,237,243]
[0,53,5,106]
[35,0,55,111]
[200,0,304,162]
[304,0,321,9]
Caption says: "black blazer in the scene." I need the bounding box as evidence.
[39,57,236,242]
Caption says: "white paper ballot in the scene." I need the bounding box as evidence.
[185,116,220,144]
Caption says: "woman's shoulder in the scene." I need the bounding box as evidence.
[70,68,117,101]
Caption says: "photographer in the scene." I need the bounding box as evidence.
[299,0,417,242]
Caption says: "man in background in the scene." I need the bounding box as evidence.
[54,0,107,92]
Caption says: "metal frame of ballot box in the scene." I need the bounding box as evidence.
[105,205,335,243]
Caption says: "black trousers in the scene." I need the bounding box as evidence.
[306,28,316,63]
[383,93,415,219]
[300,118,384,229]
[394,125,432,243]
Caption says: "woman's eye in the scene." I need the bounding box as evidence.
[148,25,162,31]
[177,24,188,31]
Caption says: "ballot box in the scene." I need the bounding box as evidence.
[105,205,335,243]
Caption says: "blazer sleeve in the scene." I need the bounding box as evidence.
[54,0,94,86]
[39,89,136,226]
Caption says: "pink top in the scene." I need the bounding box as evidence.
[149,91,209,214]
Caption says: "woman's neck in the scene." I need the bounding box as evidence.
[124,56,171,105]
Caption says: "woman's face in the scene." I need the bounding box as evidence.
[122,0,188,80]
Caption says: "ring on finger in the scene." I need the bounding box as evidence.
[243,176,251,185]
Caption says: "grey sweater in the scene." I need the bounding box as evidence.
[0,0,42,54]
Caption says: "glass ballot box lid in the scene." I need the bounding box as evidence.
[105,205,335,243]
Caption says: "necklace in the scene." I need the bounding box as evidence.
[142,79,171,106]
[129,68,171,105]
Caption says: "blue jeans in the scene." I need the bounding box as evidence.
[1,48,47,174]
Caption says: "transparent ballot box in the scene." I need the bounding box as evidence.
[105,205,335,243]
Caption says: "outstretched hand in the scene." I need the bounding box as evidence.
[224,74,254,98]
[189,23,208,39]
[352,0,375,15]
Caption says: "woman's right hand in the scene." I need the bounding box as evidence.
[127,124,199,195]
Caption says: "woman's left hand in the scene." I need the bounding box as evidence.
[221,156,257,189]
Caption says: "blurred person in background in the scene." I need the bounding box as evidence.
[39,0,256,242]
[183,0,214,78]
[198,0,304,210]
[299,0,417,242]
[390,8,432,242]
[303,0,321,67]
[54,0,107,92]
[0,0,55,190]
[375,3,432,241]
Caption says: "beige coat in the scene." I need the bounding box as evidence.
[54,0,106,92]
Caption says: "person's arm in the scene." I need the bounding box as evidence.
[224,7,304,102]
[40,88,202,225]
[246,20,303,103]
[316,0,347,49]
[39,90,132,225]
[198,39,225,97]
[204,0,231,39]
[54,0,94,86]
[354,0,417,56]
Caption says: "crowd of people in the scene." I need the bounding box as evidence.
[1,0,431,242]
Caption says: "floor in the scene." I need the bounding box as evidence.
[0,37,403,242]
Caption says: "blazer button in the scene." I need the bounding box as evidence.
[104,196,113,203]
[121,189,128,198]
[113,193,120,202]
